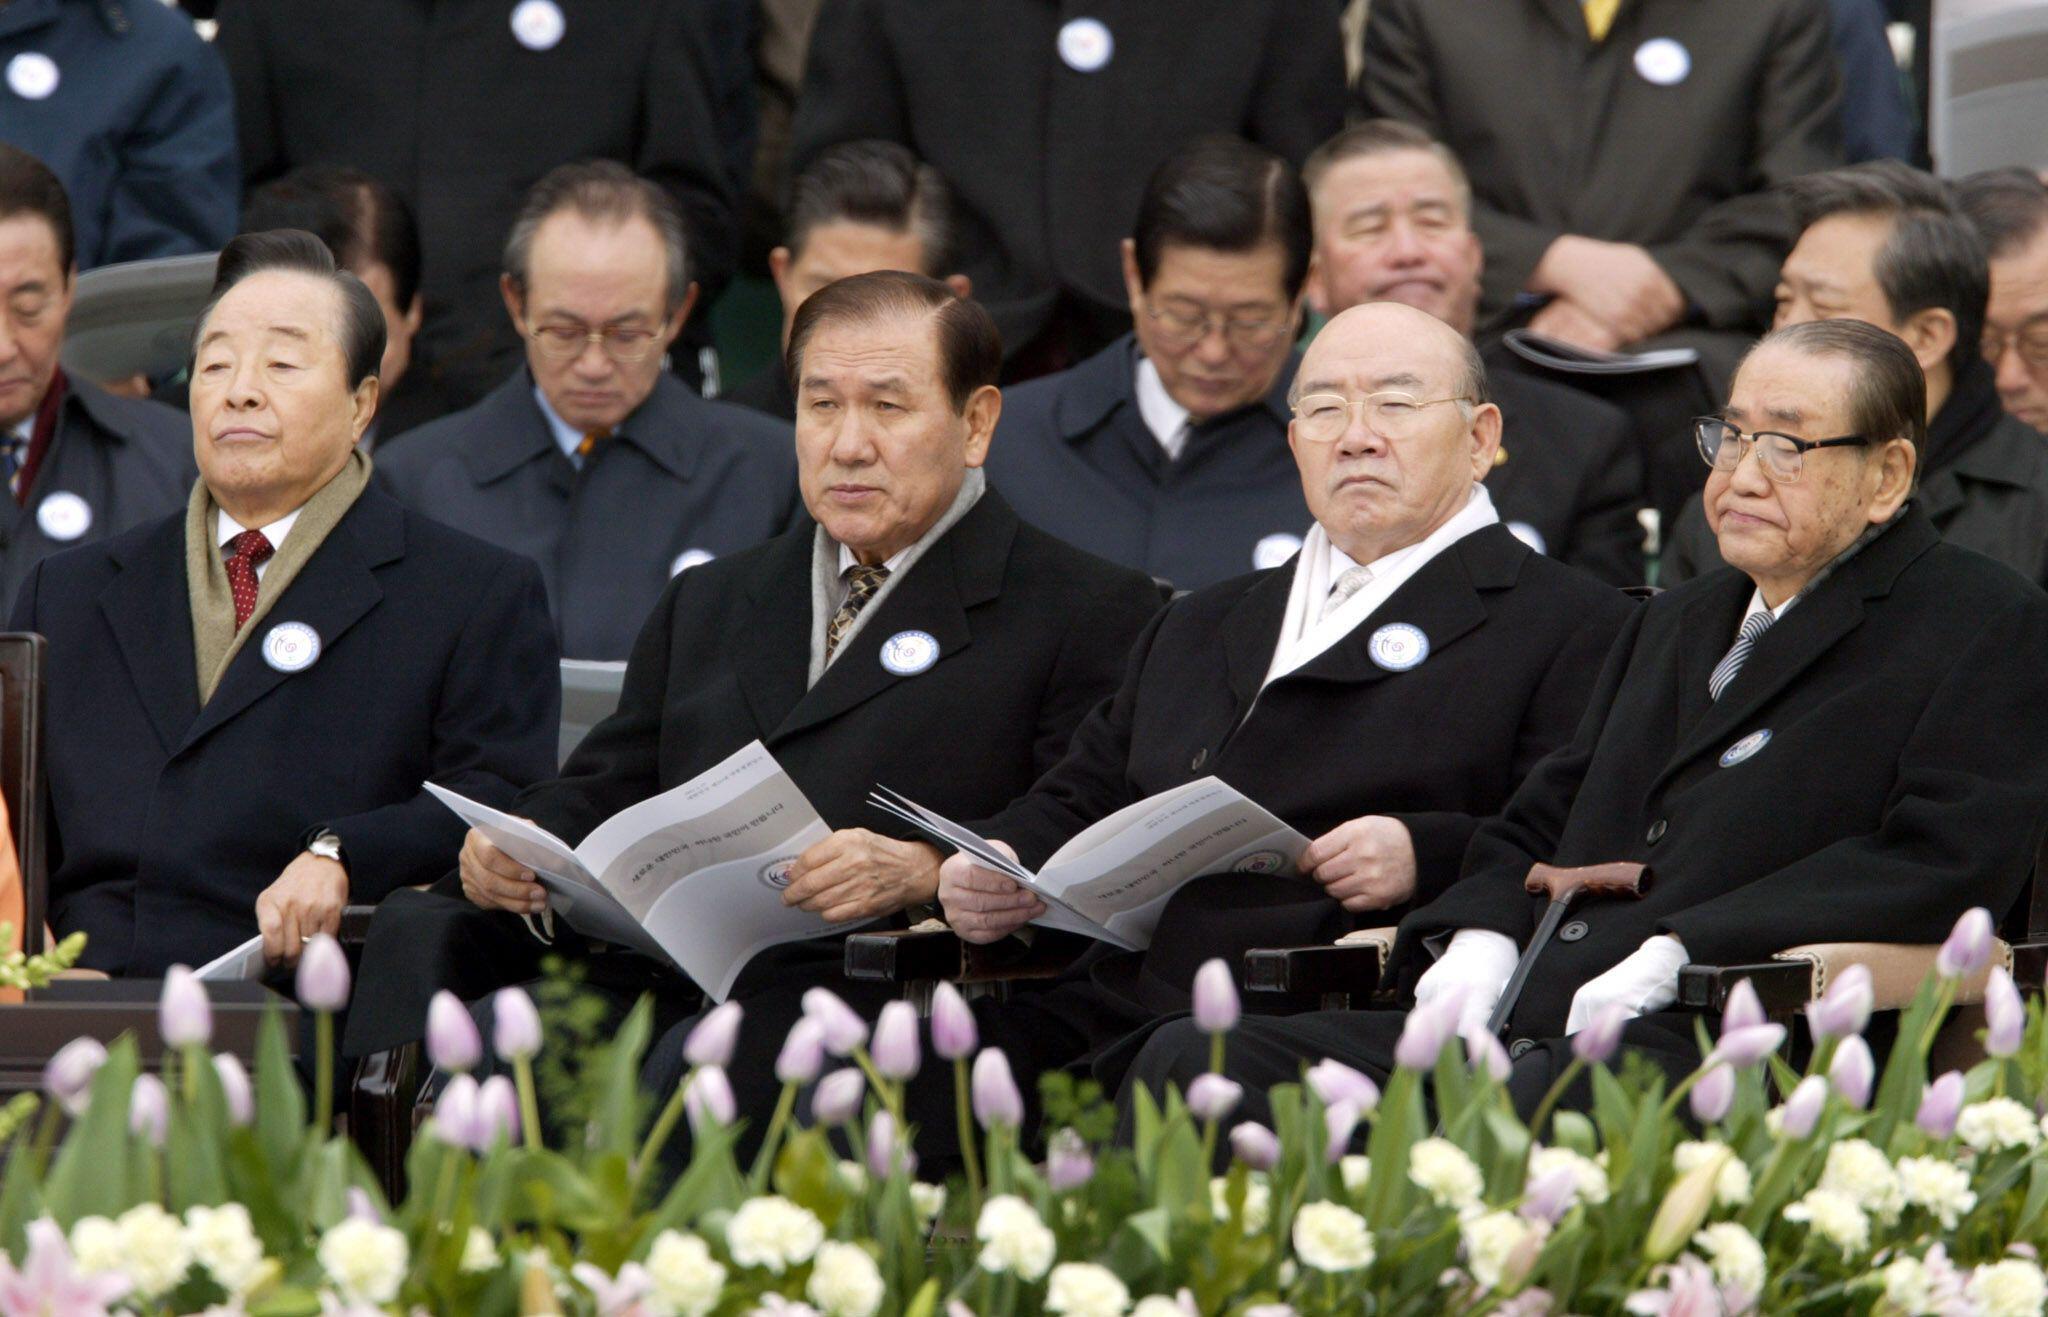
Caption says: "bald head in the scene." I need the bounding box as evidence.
[1292,302,1487,408]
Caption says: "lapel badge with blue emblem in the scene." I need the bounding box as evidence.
[879,629,939,676]
[1368,622,1429,672]
[263,621,322,674]
[1720,729,1771,768]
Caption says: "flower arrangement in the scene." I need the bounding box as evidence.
[3,907,2048,1315]
[0,925,84,990]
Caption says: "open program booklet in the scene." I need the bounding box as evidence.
[870,778,1310,951]
[420,740,843,1000]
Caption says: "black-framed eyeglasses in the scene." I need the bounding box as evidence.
[1694,417,1871,484]
[1982,315,2048,374]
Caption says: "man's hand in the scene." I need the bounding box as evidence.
[1529,235,1686,344]
[255,852,350,966]
[459,826,547,916]
[781,829,943,924]
[938,841,1043,944]
[1299,816,1418,912]
[1528,296,1624,353]
[1564,934,1689,1034]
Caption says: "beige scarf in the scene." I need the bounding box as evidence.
[185,448,374,703]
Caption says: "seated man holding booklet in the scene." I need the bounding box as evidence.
[935,301,1634,1117]
[343,274,1164,1108]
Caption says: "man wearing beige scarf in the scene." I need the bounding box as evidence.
[12,230,559,977]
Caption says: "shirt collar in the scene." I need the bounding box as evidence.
[218,505,303,554]
[1740,587,1795,627]
[1133,356,1192,452]
[833,468,988,577]
[7,413,29,445]
[532,383,588,463]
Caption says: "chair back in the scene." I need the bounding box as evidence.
[1930,3,2048,174]
[0,634,48,955]
[557,659,627,767]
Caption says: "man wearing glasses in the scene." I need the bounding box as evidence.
[982,138,1319,591]
[1959,169,2048,439]
[1123,318,2048,1127]
[939,300,1632,1122]
[375,162,795,659]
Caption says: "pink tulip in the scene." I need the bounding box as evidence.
[1571,1003,1627,1065]
[1721,978,1765,1033]
[1778,1075,1827,1138]
[491,986,542,1062]
[1916,1071,1966,1139]
[1306,1058,1382,1113]
[42,1037,107,1117]
[1521,1166,1579,1224]
[1465,1026,1512,1082]
[871,1001,922,1081]
[1985,966,2025,1059]
[1706,1022,1787,1070]
[801,987,868,1056]
[1805,964,1873,1040]
[426,991,482,1072]
[971,1048,1024,1129]
[683,1001,744,1070]
[1229,1121,1280,1171]
[1394,993,1459,1071]
[295,934,352,1013]
[1324,1099,1361,1163]
[931,981,979,1061]
[776,1016,827,1085]
[1689,1063,1734,1125]
[478,1074,520,1145]
[1193,959,1240,1034]
[159,965,211,1049]
[0,1218,132,1314]
[1187,1073,1243,1123]
[1830,1035,1875,1110]
[432,1073,483,1151]
[811,1067,866,1125]
[1937,908,1995,979]
[129,1073,168,1147]
[867,1108,900,1180]
[214,1053,254,1127]
[683,1066,736,1131]
[1047,1127,1095,1191]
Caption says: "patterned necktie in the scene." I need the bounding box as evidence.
[0,431,25,500]
[576,427,611,460]
[224,529,276,630]
[825,564,890,661]
[1323,564,1374,622]
[1707,609,1775,701]
[1582,0,1622,40]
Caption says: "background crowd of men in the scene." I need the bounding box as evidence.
[5,0,2048,1143]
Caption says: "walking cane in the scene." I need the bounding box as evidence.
[1484,861,1650,1034]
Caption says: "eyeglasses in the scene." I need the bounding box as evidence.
[1143,303,1291,350]
[529,322,661,363]
[1694,417,1870,483]
[1982,318,2048,374]
[1291,391,1471,444]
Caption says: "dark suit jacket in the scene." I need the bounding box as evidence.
[1401,507,2048,1041]
[2,380,194,613]
[375,370,799,660]
[979,524,1635,1023]
[1360,0,1843,332]
[790,0,1345,354]
[1486,366,1646,586]
[985,337,1309,591]
[724,363,796,423]
[10,488,561,975]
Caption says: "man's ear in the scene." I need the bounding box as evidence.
[351,375,381,443]
[1305,252,1332,318]
[662,283,701,345]
[1468,402,1503,479]
[1868,436,1917,521]
[944,272,973,300]
[1120,238,1145,315]
[403,294,423,336]
[769,246,794,301]
[499,274,527,333]
[961,383,1002,468]
[1898,306,1958,375]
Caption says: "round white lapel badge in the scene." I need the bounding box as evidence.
[879,629,939,676]
[34,491,91,542]
[1720,729,1771,768]
[1634,37,1691,87]
[1368,623,1429,672]
[670,547,715,576]
[6,52,60,100]
[1506,521,1548,555]
[1057,17,1113,72]
[262,621,322,674]
[510,0,566,50]
[1252,532,1304,570]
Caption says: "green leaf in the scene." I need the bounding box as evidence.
[42,1037,140,1224]
[253,1007,307,1181]
[769,1127,849,1224]
[901,1277,941,1317]
[1550,1111,1598,1158]
[588,996,654,1161]
[1362,1067,1423,1231]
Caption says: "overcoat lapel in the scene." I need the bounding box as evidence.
[97,517,201,755]
[731,528,822,739]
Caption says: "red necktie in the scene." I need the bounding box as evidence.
[225,529,275,630]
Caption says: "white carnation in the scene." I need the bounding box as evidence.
[1817,1138,1902,1221]
[1673,1140,1752,1207]
[836,1160,869,1193]
[456,1226,500,1275]
[1528,1146,1609,1208]
[1897,1156,1978,1229]
[645,1231,726,1317]
[68,1216,125,1277]
[1131,1297,1191,1317]
[1967,1260,2048,1317]
[1782,1188,1869,1258]
[1693,1223,1766,1296]
[117,1202,194,1298]
[1883,1256,1936,1314]
[975,1194,1055,1280]
[184,1203,266,1297]
[1338,1155,1370,1194]
[1044,1262,1131,1317]
[316,1216,409,1306]
[1959,1099,2042,1153]
[726,1196,825,1274]
[1408,1137,1484,1211]
[1460,1209,1535,1292]
[910,1182,946,1224]
[805,1241,884,1317]
[1210,1173,1271,1234]
[1291,1201,1374,1273]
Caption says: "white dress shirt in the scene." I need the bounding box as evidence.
[216,506,303,582]
[1734,587,1796,641]
[1134,357,1192,461]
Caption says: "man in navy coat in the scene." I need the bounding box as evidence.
[11,229,558,974]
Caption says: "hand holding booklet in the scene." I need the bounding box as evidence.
[426,741,848,1000]
[870,778,1310,951]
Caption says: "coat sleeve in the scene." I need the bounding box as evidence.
[99,30,240,262]
[642,0,742,299]
[1646,0,1844,329]
[1659,592,2048,965]
[787,0,914,176]
[1244,0,1348,165]
[318,554,561,901]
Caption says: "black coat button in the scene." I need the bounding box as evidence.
[1646,818,1667,844]
[1190,747,1207,770]
[1509,1038,1534,1059]
[1559,919,1589,942]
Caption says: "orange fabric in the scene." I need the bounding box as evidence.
[0,791,21,953]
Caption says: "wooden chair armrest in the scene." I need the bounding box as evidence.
[1243,926,1399,997]
[843,920,1077,985]
[1676,938,2028,1019]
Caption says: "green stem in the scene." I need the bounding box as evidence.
[512,1054,542,1152]
[1210,1030,1225,1077]
[851,1046,905,1128]
[955,1056,983,1214]
[632,1064,694,1201]
[28,1102,59,1178]
[1524,1057,1585,1152]
[1199,1116,1219,1178]
[748,1081,799,1194]
[313,1013,334,1135]
[182,1043,201,1109]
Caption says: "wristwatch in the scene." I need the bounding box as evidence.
[306,831,348,872]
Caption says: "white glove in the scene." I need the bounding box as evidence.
[1414,928,1520,1036]
[1565,934,1689,1035]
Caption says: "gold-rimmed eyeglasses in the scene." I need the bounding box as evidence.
[1694,417,1870,483]
[1142,303,1291,350]
[1290,391,1471,444]
[529,321,661,363]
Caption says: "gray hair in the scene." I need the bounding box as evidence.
[502,160,691,314]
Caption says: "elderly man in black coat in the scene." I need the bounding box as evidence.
[940,301,1634,1117]
[1125,319,2048,1124]
[11,230,560,975]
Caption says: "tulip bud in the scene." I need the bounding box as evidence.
[871,1001,922,1081]
[491,986,543,1063]
[295,934,352,1013]
[1830,1035,1874,1110]
[866,1108,900,1180]
[683,1001,744,1070]
[1464,1026,1511,1082]
[1916,1070,1966,1139]
[1985,966,2025,1059]
[1721,978,1765,1033]
[1689,1063,1735,1125]
[427,991,483,1073]
[346,1187,381,1223]
[801,987,869,1056]
[1324,1099,1361,1164]
[1937,907,1995,979]
[1777,1075,1827,1138]
[214,1053,254,1127]
[1705,1022,1787,1070]
[1193,959,1240,1034]
[1805,964,1873,1041]
[683,1065,736,1132]
[811,1066,866,1126]
[775,1016,827,1085]
[1394,994,1458,1071]
[1229,1121,1281,1172]
[1570,1002,1627,1065]
[129,1072,169,1147]
[1186,1073,1243,1124]
[1521,1166,1578,1225]
[478,1074,520,1145]
[1306,1058,1381,1113]
[433,1073,482,1151]
[971,1047,1024,1129]
[159,965,211,1049]
[1046,1127,1095,1191]
[930,981,978,1061]
[43,1037,107,1116]
[1644,1145,1727,1263]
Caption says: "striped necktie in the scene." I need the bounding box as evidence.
[825,564,890,661]
[0,431,25,500]
[1707,610,1775,701]
[1323,564,1373,622]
